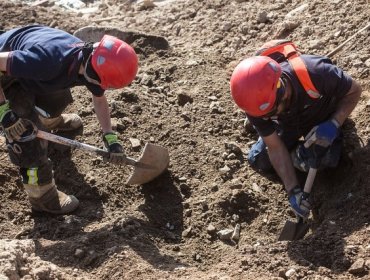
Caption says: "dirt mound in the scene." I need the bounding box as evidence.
[0,0,369,279]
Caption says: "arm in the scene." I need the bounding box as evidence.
[92,94,124,163]
[92,94,113,134]
[304,79,362,148]
[0,52,9,104]
[332,79,362,126]
[263,131,298,193]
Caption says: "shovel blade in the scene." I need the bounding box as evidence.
[278,220,309,241]
[278,220,298,241]
[126,143,169,185]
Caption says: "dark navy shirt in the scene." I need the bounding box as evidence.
[247,55,353,137]
[0,25,104,97]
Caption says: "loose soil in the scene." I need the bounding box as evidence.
[0,0,369,279]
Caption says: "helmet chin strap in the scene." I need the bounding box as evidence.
[82,42,102,87]
[83,58,101,86]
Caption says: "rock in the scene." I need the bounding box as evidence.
[140,73,153,86]
[348,258,365,275]
[365,259,370,269]
[309,39,323,50]
[231,223,241,241]
[137,0,156,10]
[222,22,232,32]
[130,105,142,114]
[229,178,243,189]
[285,268,297,278]
[219,165,231,173]
[186,59,198,66]
[217,229,234,240]
[257,11,268,23]
[207,224,217,234]
[129,138,141,150]
[224,142,243,155]
[74,248,85,258]
[285,4,308,18]
[251,183,262,193]
[182,227,192,238]
[365,58,370,68]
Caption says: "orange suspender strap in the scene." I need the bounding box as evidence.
[289,55,320,98]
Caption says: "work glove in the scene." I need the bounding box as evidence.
[288,185,311,219]
[305,119,340,148]
[0,101,27,143]
[103,132,124,164]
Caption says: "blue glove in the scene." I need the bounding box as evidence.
[103,132,124,164]
[0,101,27,143]
[305,119,340,148]
[288,186,311,219]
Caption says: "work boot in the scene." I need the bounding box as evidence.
[24,180,79,214]
[39,114,83,132]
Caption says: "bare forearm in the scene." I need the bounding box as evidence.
[263,133,298,192]
[268,147,298,192]
[92,95,112,133]
[332,80,362,126]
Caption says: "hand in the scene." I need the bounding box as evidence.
[0,101,27,143]
[305,119,340,148]
[288,186,311,219]
[103,132,124,164]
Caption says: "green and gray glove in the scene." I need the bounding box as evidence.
[0,101,27,143]
[103,132,124,164]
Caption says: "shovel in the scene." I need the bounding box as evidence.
[278,167,317,241]
[73,26,169,50]
[17,125,169,185]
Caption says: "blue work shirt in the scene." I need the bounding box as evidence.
[247,55,353,137]
[0,25,104,97]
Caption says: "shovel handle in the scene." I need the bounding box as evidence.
[303,167,317,194]
[36,130,138,166]
[326,22,370,58]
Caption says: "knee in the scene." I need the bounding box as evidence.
[247,140,273,172]
[7,138,48,167]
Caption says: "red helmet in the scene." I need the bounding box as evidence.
[230,56,282,117]
[91,35,138,89]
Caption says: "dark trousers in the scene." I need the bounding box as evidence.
[247,124,342,172]
[1,78,73,185]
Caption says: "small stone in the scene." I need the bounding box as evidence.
[74,249,85,258]
[348,258,365,275]
[219,165,231,173]
[365,259,370,269]
[285,268,296,277]
[129,138,141,150]
[222,22,232,31]
[231,224,241,241]
[251,183,262,193]
[224,142,243,155]
[207,224,216,234]
[257,11,268,23]
[217,229,234,240]
[182,227,192,238]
